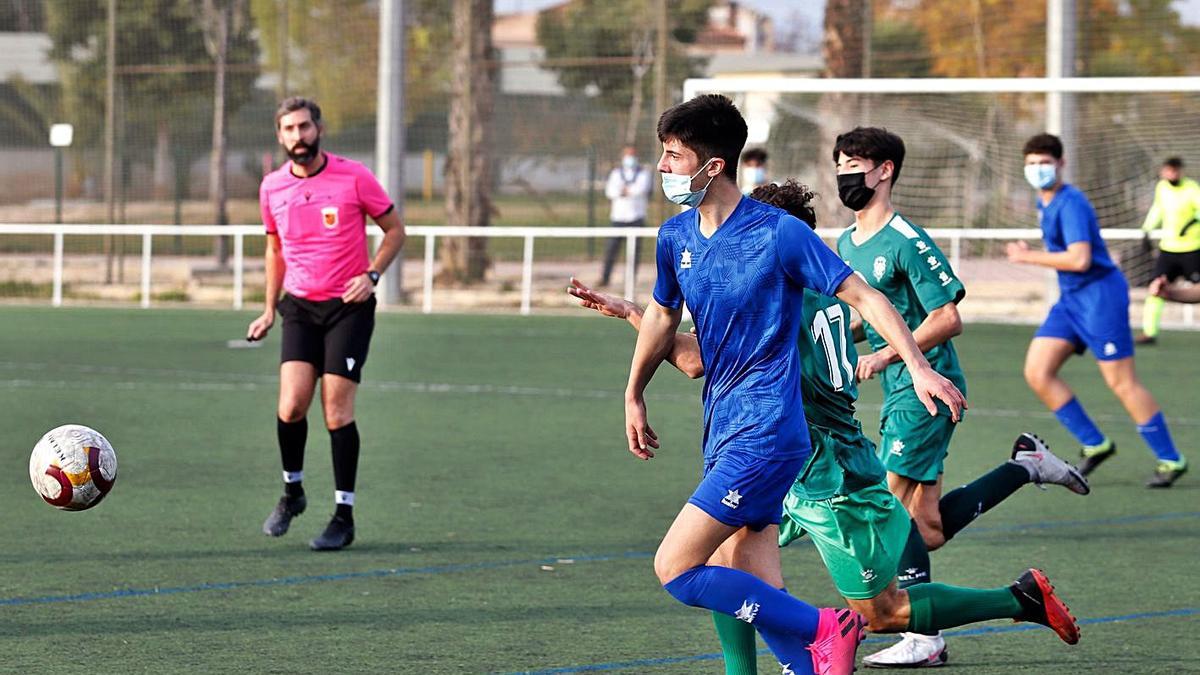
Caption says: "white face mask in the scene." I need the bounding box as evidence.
[622,155,638,170]
[661,158,717,207]
[742,166,766,188]
[1024,163,1058,190]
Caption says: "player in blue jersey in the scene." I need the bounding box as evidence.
[1008,133,1187,488]
[573,180,1082,675]
[625,94,967,675]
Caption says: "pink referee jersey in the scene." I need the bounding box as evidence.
[259,153,394,301]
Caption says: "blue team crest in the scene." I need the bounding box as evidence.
[680,248,693,269]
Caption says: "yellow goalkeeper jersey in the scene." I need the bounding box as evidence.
[1142,177,1200,253]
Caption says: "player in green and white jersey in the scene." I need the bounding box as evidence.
[569,180,1085,674]
[832,127,1090,666]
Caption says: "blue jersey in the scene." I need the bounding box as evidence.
[653,197,853,462]
[1038,184,1121,292]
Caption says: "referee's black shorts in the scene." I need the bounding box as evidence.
[278,294,376,383]
[1152,250,1200,284]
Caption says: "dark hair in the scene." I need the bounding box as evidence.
[1022,133,1063,160]
[832,127,905,184]
[656,94,748,181]
[275,97,322,128]
[750,180,817,228]
[1164,157,1184,169]
[741,147,768,164]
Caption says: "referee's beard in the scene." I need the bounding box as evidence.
[287,137,321,166]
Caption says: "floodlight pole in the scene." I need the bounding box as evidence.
[375,0,406,304]
[1047,0,1076,178]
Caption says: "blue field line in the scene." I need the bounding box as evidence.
[0,551,653,608]
[0,511,1195,608]
[505,607,1200,674]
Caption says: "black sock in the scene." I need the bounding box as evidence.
[330,422,359,522]
[277,417,307,498]
[897,519,935,635]
[897,519,932,589]
[938,462,1029,541]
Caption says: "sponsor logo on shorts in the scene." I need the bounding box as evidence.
[680,248,692,269]
[898,567,929,584]
[721,489,742,509]
[345,357,356,371]
[890,439,905,457]
[734,599,760,624]
[781,664,796,675]
[1104,342,1117,356]
[861,568,877,583]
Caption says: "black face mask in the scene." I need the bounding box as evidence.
[287,136,321,166]
[837,169,877,211]
[1169,178,1182,187]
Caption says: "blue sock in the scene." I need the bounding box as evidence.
[1053,397,1106,447]
[1137,411,1181,462]
[664,566,820,665]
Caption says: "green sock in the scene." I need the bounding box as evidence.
[1144,294,1165,337]
[712,611,758,675]
[906,583,1022,633]
[938,463,1029,540]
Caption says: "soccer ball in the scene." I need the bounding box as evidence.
[29,424,118,511]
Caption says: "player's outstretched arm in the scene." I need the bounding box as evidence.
[247,233,285,341]
[1006,240,1092,272]
[624,299,682,459]
[834,273,967,421]
[1150,274,1200,303]
[857,302,962,380]
[567,278,705,378]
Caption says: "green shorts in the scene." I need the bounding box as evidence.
[779,481,911,600]
[879,409,958,484]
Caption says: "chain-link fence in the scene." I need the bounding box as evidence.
[0,1,1195,309]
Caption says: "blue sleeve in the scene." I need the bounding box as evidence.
[652,228,683,309]
[777,214,853,296]
[1060,192,1096,247]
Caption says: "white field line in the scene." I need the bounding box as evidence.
[2,361,1198,427]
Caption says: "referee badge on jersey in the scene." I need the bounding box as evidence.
[321,206,339,229]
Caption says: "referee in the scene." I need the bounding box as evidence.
[248,97,406,550]
[1138,157,1200,345]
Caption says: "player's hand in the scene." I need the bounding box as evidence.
[910,365,967,422]
[568,277,635,320]
[624,395,659,460]
[342,273,375,303]
[1149,275,1171,299]
[1005,240,1030,263]
[856,351,889,382]
[246,311,274,342]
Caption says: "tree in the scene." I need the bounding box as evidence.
[535,0,712,147]
[815,0,868,230]
[44,0,257,210]
[440,0,494,284]
[250,0,452,134]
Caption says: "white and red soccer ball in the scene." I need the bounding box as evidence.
[29,424,117,511]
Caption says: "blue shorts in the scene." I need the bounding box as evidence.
[688,451,807,531]
[1035,275,1133,361]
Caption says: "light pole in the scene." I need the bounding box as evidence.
[49,124,73,224]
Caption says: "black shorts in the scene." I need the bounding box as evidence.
[1152,250,1200,283]
[279,294,376,383]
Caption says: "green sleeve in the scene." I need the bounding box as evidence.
[895,232,965,313]
[1142,183,1163,232]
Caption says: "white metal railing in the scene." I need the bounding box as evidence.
[0,223,1164,315]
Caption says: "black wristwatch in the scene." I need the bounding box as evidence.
[367,270,381,285]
